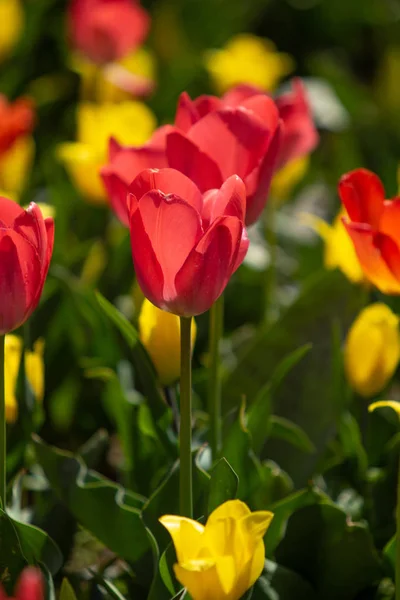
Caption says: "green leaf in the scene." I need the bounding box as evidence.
[159,543,179,596]
[89,569,128,600]
[223,270,364,486]
[275,503,383,600]
[268,416,316,454]
[251,559,317,599]
[59,579,78,600]
[95,292,176,459]
[142,453,210,553]
[0,509,27,593]
[247,344,311,455]
[13,519,63,575]
[265,487,329,554]
[338,411,368,476]
[33,435,150,563]
[208,457,239,514]
[383,535,396,573]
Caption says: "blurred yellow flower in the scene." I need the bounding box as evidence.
[369,400,400,418]
[305,210,364,284]
[160,499,273,600]
[58,101,156,204]
[5,336,45,423]
[74,47,156,103]
[205,34,294,94]
[139,298,197,386]
[0,135,34,199]
[0,0,23,63]
[270,156,309,204]
[344,304,400,398]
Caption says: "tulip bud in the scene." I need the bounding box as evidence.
[0,0,23,63]
[139,298,197,386]
[344,303,400,397]
[15,568,44,600]
[160,499,273,600]
[0,198,54,335]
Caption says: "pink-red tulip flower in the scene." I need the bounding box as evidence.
[0,568,44,600]
[0,198,54,334]
[68,0,150,64]
[128,168,248,316]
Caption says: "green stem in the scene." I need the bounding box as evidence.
[179,317,193,518]
[208,295,224,461]
[0,335,5,509]
[396,457,400,600]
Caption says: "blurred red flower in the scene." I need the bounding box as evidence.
[0,198,54,334]
[339,168,400,294]
[0,96,34,157]
[68,0,150,64]
[0,568,43,600]
[128,168,248,316]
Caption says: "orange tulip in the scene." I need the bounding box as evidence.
[339,168,400,294]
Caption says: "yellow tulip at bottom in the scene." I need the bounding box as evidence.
[344,303,400,398]
[160,499,273,600]
[5,335,44,423]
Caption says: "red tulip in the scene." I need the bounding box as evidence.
[129,168,248,316]
[274,78,318,168]
[68,0,150,64]
[170,91,282,225]
[0,96,34,157]
[100,126,172,226]
[339,168,400,294]
[0,198,54,334]
[0,568,44,600]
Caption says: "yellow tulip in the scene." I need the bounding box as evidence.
[160,499,273,600]
[139,298,197,386]
[205,34,294,94]
[58,101,156,204]
[74,47,156,103]
[0,0,23,63]
[0,135,34,199]
[344,304,400,398]
[270,156,309,204]
[4,336,45,423]
[304,209,364,284]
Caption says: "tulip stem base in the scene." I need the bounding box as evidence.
[0,335,5,509]
[396,457,400,600]
[208,295,224,461]
[179,316,193,519]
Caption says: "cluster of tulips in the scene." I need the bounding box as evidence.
[1,0,400,598]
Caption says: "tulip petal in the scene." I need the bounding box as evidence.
[245,119,283,225]
[206,174,247,223]
[241,94,280,131]
[13,203,48,265]
[135,191,203,305]
[275,78,318,167]
[159,515,205,563]
[222,84,262,107]
[15,568,44,600]
[0,231,41,334]
[234,228,249,272]
[369,400,400,418]
[0,194,24,226]
[187,107,270,180]
[101,171,130,226]
[339,169,385,228]
[174,561,223,600]
[175,91,201,132]
[344,221,400,294]
[241,510,274,538]
[166,131,223,192]
[130,205,165,309]
[207,499,251,524]
[129,168,203,213]
[174,216,242,316]
[380,197,400,240]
